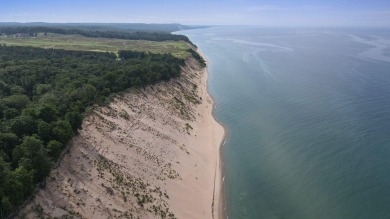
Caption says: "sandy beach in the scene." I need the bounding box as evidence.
[19,56,225,219]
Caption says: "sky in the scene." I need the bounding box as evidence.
[1,0,390,27]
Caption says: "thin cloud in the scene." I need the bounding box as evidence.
[245,5,331,12]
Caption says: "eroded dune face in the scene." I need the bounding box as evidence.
[19,58,224,219]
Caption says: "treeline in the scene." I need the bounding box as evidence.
[187,49,206,67]
[0,45,184,217]
[0,26,193,44]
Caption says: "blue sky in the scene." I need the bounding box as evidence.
[1,0,390,26]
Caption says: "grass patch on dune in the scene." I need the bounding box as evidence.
[0,33,192,58]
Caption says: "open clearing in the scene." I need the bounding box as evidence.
[0,33,192,58]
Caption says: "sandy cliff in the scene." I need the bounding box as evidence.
[18,58,224,219]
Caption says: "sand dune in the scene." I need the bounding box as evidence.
[18,57,224,219]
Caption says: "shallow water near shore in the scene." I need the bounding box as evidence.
[178,27,390,219]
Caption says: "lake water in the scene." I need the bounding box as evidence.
[178,27,390,219]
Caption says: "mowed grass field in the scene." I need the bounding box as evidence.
[0,33,192,58]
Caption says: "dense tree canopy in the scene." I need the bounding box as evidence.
[0,45,185,217]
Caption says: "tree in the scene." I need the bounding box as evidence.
[47,140,63,159]
[34,84,52,96]
[51,120,73,144]
[10,116,36,137]
[0,95,30,110]
[37,120,51,142]
[12,136,51,180]
[35,104,58,123]
[0,155,11,190]
[1,196,12,217]
[0,133,19,157]
[10,166,34,201]
[65,111,83,131]
[80,84,97,103]
[3,108,19,119]
[0,156,12,217]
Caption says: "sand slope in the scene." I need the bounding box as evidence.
[19,58,224,219]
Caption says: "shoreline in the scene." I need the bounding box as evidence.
[197,49,228,219]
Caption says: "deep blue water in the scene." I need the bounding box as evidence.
[178,27,390,219]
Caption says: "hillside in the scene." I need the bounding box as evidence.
[18,57,224,219]
[0,27,197,218]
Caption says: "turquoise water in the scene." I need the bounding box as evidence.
[178,27,390,219]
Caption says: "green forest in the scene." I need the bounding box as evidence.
[0,44,186,217]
